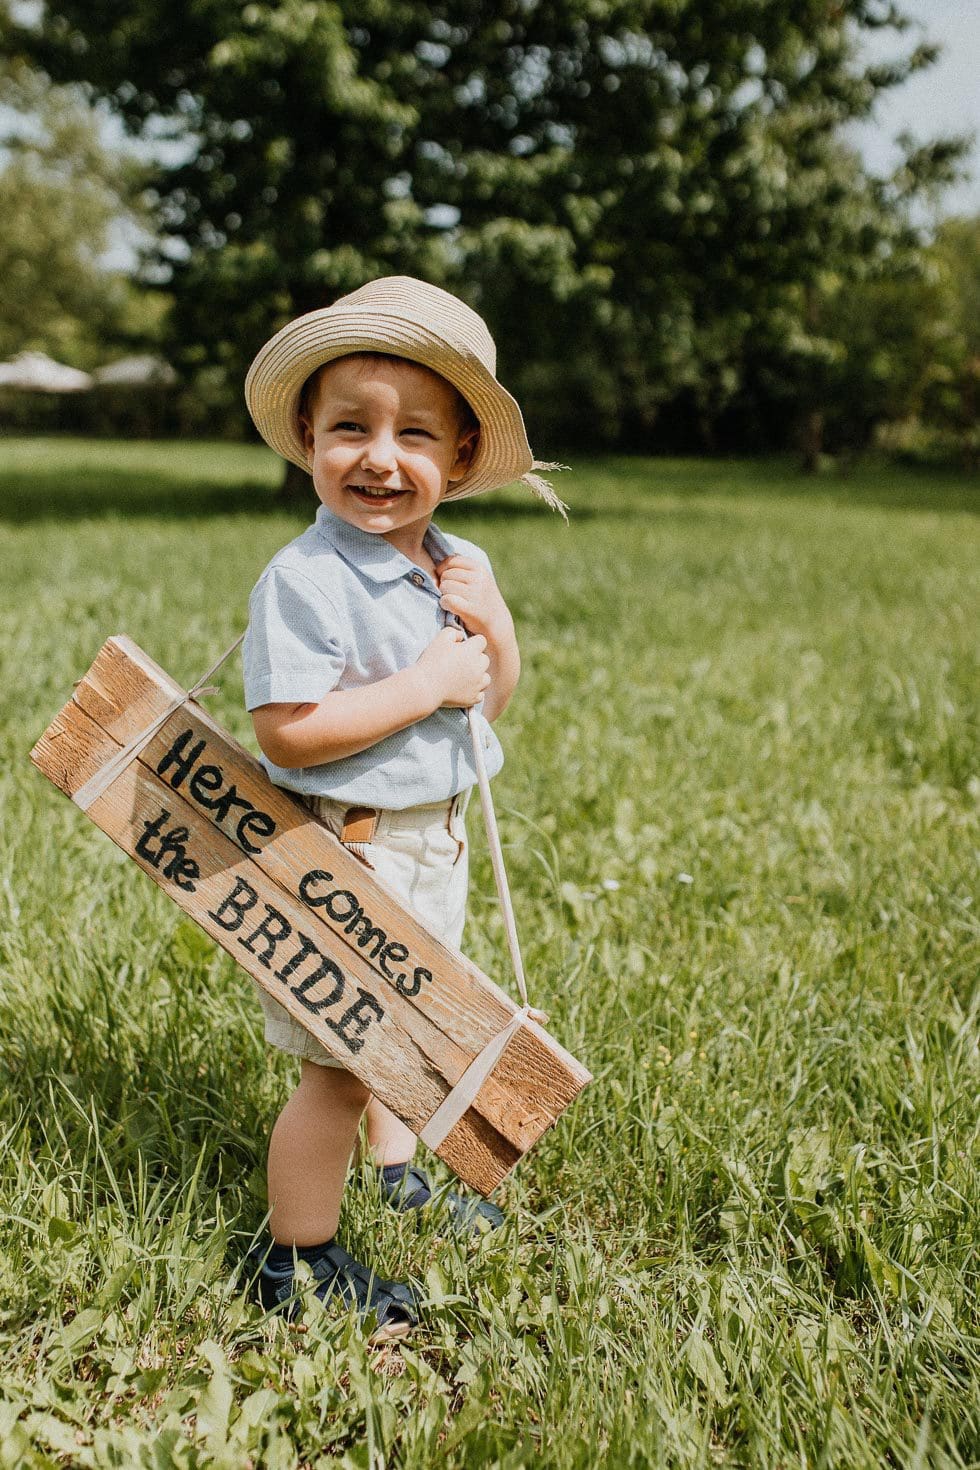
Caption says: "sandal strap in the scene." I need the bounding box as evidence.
[252,1241,415,1328]
[379,1166,505,1232]
[382,1165,433,1210]
[445,1192,505,1230]
[308,1241,416,1327]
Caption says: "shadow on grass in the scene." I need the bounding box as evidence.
[0,470,281,524]
[0,443,975,523]
[565,454,980,517]
[0,467,597,525]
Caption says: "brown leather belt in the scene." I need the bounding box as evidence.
[340,796,465,845]
[341,805,379,845]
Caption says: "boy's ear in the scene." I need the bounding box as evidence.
[448,425,480,483]
[299,413,316,463]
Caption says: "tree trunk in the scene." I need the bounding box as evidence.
[799,409,824,473]
[279,458,313,505]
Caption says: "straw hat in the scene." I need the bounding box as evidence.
[244,276,565,513]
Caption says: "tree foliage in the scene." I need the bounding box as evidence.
[925,216,980,463]
[0,55,148,363]
[3,0,969,466]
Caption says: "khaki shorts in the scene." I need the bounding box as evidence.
[254,789,471,1068]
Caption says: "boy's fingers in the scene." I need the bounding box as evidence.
[438,573,476,595]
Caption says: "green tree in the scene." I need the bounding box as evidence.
[924,216,980,466]
[5,0,964,478]
[0,57,146,364]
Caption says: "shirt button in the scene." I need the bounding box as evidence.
[410,571,425,587]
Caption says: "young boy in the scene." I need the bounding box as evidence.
[241,276,564,1338]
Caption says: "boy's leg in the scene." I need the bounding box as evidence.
[268,1060,369,1246]
[362,1096,418,1167]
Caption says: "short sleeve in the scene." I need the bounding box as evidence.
[243,567,346,710]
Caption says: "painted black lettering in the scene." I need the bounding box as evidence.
[344,910,387,958]
[156,730,205,790]
[135,808,169,862]
[134,810,198,891]
[188,764,223,802]
[156,825,198,890]
[209,782,253,826]
[298,869,335,906]
[324,888,359,923]
[239,906,293,967]
[274,933,319,984]
[166,853,199,891]
[379,941,409,980]
[397,966,431,998]
[290,956,345,1015]
[326,989,384,1054]
[208,877,259,931]
[237,809,275,853]
[156,824,189,859]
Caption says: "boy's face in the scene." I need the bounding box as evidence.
[299,354,478,549]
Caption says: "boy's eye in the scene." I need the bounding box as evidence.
[402,427,433,438]
[333,421,363,432]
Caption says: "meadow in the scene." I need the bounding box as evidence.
[0,437,977,1468]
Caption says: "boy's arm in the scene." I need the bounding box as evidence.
[434,554,520,723]
[252,627,491,768]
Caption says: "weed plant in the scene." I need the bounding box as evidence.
[0,439,977,1467]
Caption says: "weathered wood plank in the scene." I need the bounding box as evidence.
[30,636,591,1194]
[33,697,525,1191]
[40,694,545,1162]
[62,637,588,1130]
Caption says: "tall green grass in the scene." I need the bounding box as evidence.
[0,438,977,1467]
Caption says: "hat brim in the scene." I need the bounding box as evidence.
[244,308,534,500]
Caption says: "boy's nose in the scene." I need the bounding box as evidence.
[360,433,399,474]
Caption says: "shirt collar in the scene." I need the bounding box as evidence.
[315,505,452,584]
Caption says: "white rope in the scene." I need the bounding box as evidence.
[71,634,245,812]
[418,625,540,1152]
[418,1002,530,1150]
[465,704,530,1009]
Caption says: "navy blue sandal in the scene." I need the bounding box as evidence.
[379,1163,505,1233]
[248,1240,416,1339]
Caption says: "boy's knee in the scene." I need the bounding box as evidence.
[300,1059,370,1111]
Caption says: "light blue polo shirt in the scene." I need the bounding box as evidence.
[243,505,505,808]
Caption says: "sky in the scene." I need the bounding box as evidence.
[849,0,980,217]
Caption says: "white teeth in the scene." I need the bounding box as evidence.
[350,485,403,498]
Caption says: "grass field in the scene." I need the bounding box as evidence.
[1,437,978,1468]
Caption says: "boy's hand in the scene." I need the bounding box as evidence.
[415,626,491,708]
[434,556,513,646]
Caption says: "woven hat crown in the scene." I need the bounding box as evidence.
[331,277,499,376]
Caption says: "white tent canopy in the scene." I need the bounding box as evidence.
[0,352,94,393]
[93,355,178,387]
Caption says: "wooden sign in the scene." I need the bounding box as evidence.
[30,637,591,1196]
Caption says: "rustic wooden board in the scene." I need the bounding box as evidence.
[30,636,591,1195]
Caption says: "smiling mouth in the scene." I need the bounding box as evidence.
[348,484,408,501]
